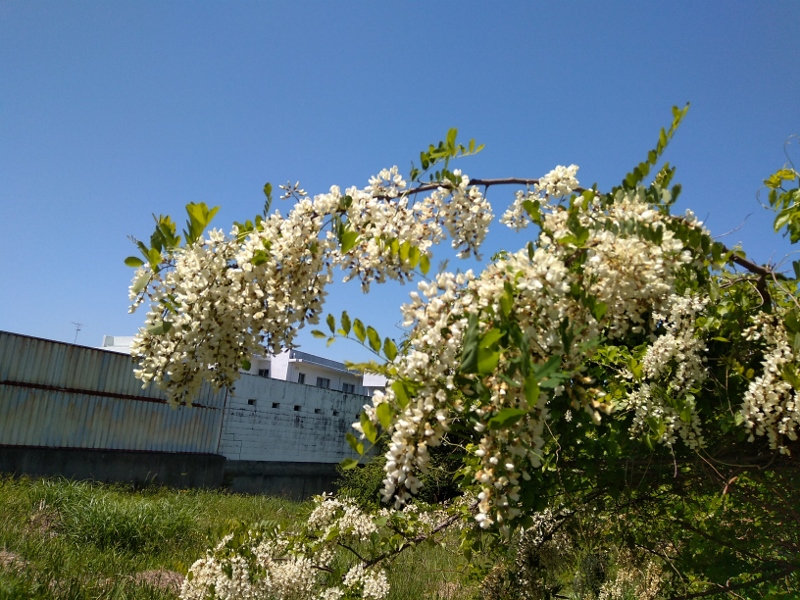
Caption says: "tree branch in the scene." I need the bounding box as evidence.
[373,177,587,200]
[364,501,478,568]
[667,566,797,600]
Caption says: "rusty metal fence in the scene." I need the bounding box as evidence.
[0,331,226,454]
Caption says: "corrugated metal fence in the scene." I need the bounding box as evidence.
[0,331,226,454]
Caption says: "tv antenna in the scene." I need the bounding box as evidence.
[71,322,84,344]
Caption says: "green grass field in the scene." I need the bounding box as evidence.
[0,476,473,600]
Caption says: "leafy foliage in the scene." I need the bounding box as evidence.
[127,111,800,598]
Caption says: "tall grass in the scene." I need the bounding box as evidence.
[0,476,306,599]
[0,477,474,600]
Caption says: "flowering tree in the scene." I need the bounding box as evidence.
[128,107,800,598]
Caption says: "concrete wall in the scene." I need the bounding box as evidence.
[0,331,372,496]
[219,374,366,463]
[271,350,367,394]
[223,461,339,499]
[0,446,226,488]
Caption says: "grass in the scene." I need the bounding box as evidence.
[0,476,310,599]
[0,476,473,600]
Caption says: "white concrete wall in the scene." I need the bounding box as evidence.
[218,373,368,463]
[273,350,366,394]
[240,355,272,378]
[290,362,364,394]
[98,338,384,395]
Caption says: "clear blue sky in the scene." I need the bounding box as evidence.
[1,1,798,363]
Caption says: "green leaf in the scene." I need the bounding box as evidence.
[346,432,365,455]
[147,247,162,269]
[477,348,500,375]
[534,355,561,381]
[241,359,251,371]
[376,403,393,430]
[408,245,420,268]
[156,215,180,248]
[765,168,797,189]
[524,374,540,406]
[340,311,352,335]
[310,330,327,339]
[785,364,800,391]
[479,328,503,349]
[145,320,173,336]
[499,292,513,318]
[125,256,145,268]
[340,230,359,253]
[184,202,220,244]
[488,407,527,429]
[367,326,381,352]
[392,381,411,409]
[327,314,335,334]
[459,314,481,374]
[251,249,269,266]
[446,128,458,152]
[399,240,410,261]
[623,104,689,188]
[420,253,431,275]
[353,319,366,343]
[263,182,273,215]
[360,412,378,444]
[784,311,800,334]
[340,458,359,470]
[592,301,608,322]
[383,338,398,361]
[521,200,541,225]
[131,271,150,295]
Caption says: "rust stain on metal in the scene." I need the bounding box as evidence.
[0,379,218,409]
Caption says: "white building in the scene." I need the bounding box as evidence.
[100,336,386,396]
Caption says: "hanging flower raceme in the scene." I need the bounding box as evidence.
[129,164,490,405]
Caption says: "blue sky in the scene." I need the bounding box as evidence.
[1,2,798,363]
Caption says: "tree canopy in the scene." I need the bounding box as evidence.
[129,107,800,599]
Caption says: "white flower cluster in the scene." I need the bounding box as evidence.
[306,495,378,540]
[597,551,662,600]
[180,533,318,600]
[500,164,580,230]
[181,494,465,600]
[741,315,800,454]
[131,230,267,402]
[626,293,708,449]
[130,167,490,405]
[342,564,390,600]
[360,181,700,531]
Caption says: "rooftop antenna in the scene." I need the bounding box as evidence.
[71,322,84,344]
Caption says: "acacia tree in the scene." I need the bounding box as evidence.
[128,107,800,598]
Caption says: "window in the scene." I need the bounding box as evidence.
[272,402,280,409]
[316,377,330,389]
[297,373,306,384]
[258,369,269,378]
[342,383,355,394]
[293,405,301,412]
[247,399,257,406]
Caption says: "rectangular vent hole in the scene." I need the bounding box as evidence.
[294,405,301,412]
[247,399,257,406]
[314,408,321,414]
[271,402,280,409]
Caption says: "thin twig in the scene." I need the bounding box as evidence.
[364,501,478,568]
